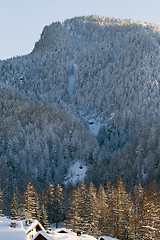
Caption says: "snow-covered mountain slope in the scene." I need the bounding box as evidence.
[1,15,160,193]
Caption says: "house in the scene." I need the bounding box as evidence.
[0,217,45,240]
[0,216,98,240]
[32,231,53,240]
[23,219,45,239]
[98,236,119,240]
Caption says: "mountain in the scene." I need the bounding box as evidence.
[1,15,160,200]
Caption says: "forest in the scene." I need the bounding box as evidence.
[0,178,159,240]
[1,15,160,212]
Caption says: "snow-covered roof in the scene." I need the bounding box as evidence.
[0,217,117,240]
[32,227,97,240]
[32,231,53,240]
[22,219,45,233]
[0,217,45,240]
[0,217,26,240]
[98,236,119,240]
[51,228,96,240]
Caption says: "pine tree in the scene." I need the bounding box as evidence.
[67,186,82,232]
[97,184,108,236]
[23,182,41,220]
[141,181,160,240]
[123,192,135,240]
[67,181,89,233]
[86,182,99,237]
[133,182,144,240]
[0,187,3,217]
[42,183,54,223]
[112,177,129,239]
[77,181,89,233]
[11,192,19,220]
[104,178,115,237]
[40,204,50,230]
[53,184,64,227]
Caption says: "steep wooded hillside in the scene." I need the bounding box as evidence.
[1,16,160,200]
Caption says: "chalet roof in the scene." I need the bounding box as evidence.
[0,217,45,240]
[98,236,119,240]
[0,217,98,240]
[32,231,53,240]
[23,219,45,234]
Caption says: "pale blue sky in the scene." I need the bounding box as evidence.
[0,0,160,60]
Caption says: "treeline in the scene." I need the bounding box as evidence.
[1,178,160,240]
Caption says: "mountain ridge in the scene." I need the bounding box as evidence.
[1,16,160,205]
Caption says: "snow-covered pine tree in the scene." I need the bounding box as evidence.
[103,178,114,237]
[42,183,54,223]
[123,192,135,240]
[133,182,144,240]
[97,184,108,236]
[112,177,129,239]
[86,182,99,237]
[78,181,89,233]
[10,191,19,220]
[40,204,50,230]
[141,181,160,240]
[67,186,82,232]
[53,184,64,227]
[23,182,41,221]
[0,187,3,217]
[67,181,89,233]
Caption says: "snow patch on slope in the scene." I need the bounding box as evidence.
[64,161,87,185]
[87,117,102,136]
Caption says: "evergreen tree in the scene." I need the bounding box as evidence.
[53,184,64,227]
[11,191,19,220]
[0,187,3,217]
[104,178,115,237]
[141,181,160,240]
[67,181,89,233]
[97,184,108,236]
[23,182,41,220]
[40,204,50,230]
[42,183,54,223]
[77,181,89,233]
[86,182,99,236]
[133,182,144,240]
[112,177,129,239]
[67,186,82,232]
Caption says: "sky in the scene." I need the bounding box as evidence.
[0,0,160,60]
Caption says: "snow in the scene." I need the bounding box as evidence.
[98,236,119,240]
[51,228,97,240]
[32,231,53,240]
[64,161,87,185]
[0,217,45,240]
[77,111,102,136]
[87,118,102,136]
[0,217,119,240]
[0,217,26,240]
[68,63,78,96]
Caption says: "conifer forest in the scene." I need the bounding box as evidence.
[1,178,160,240]
[1,15,160,239]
